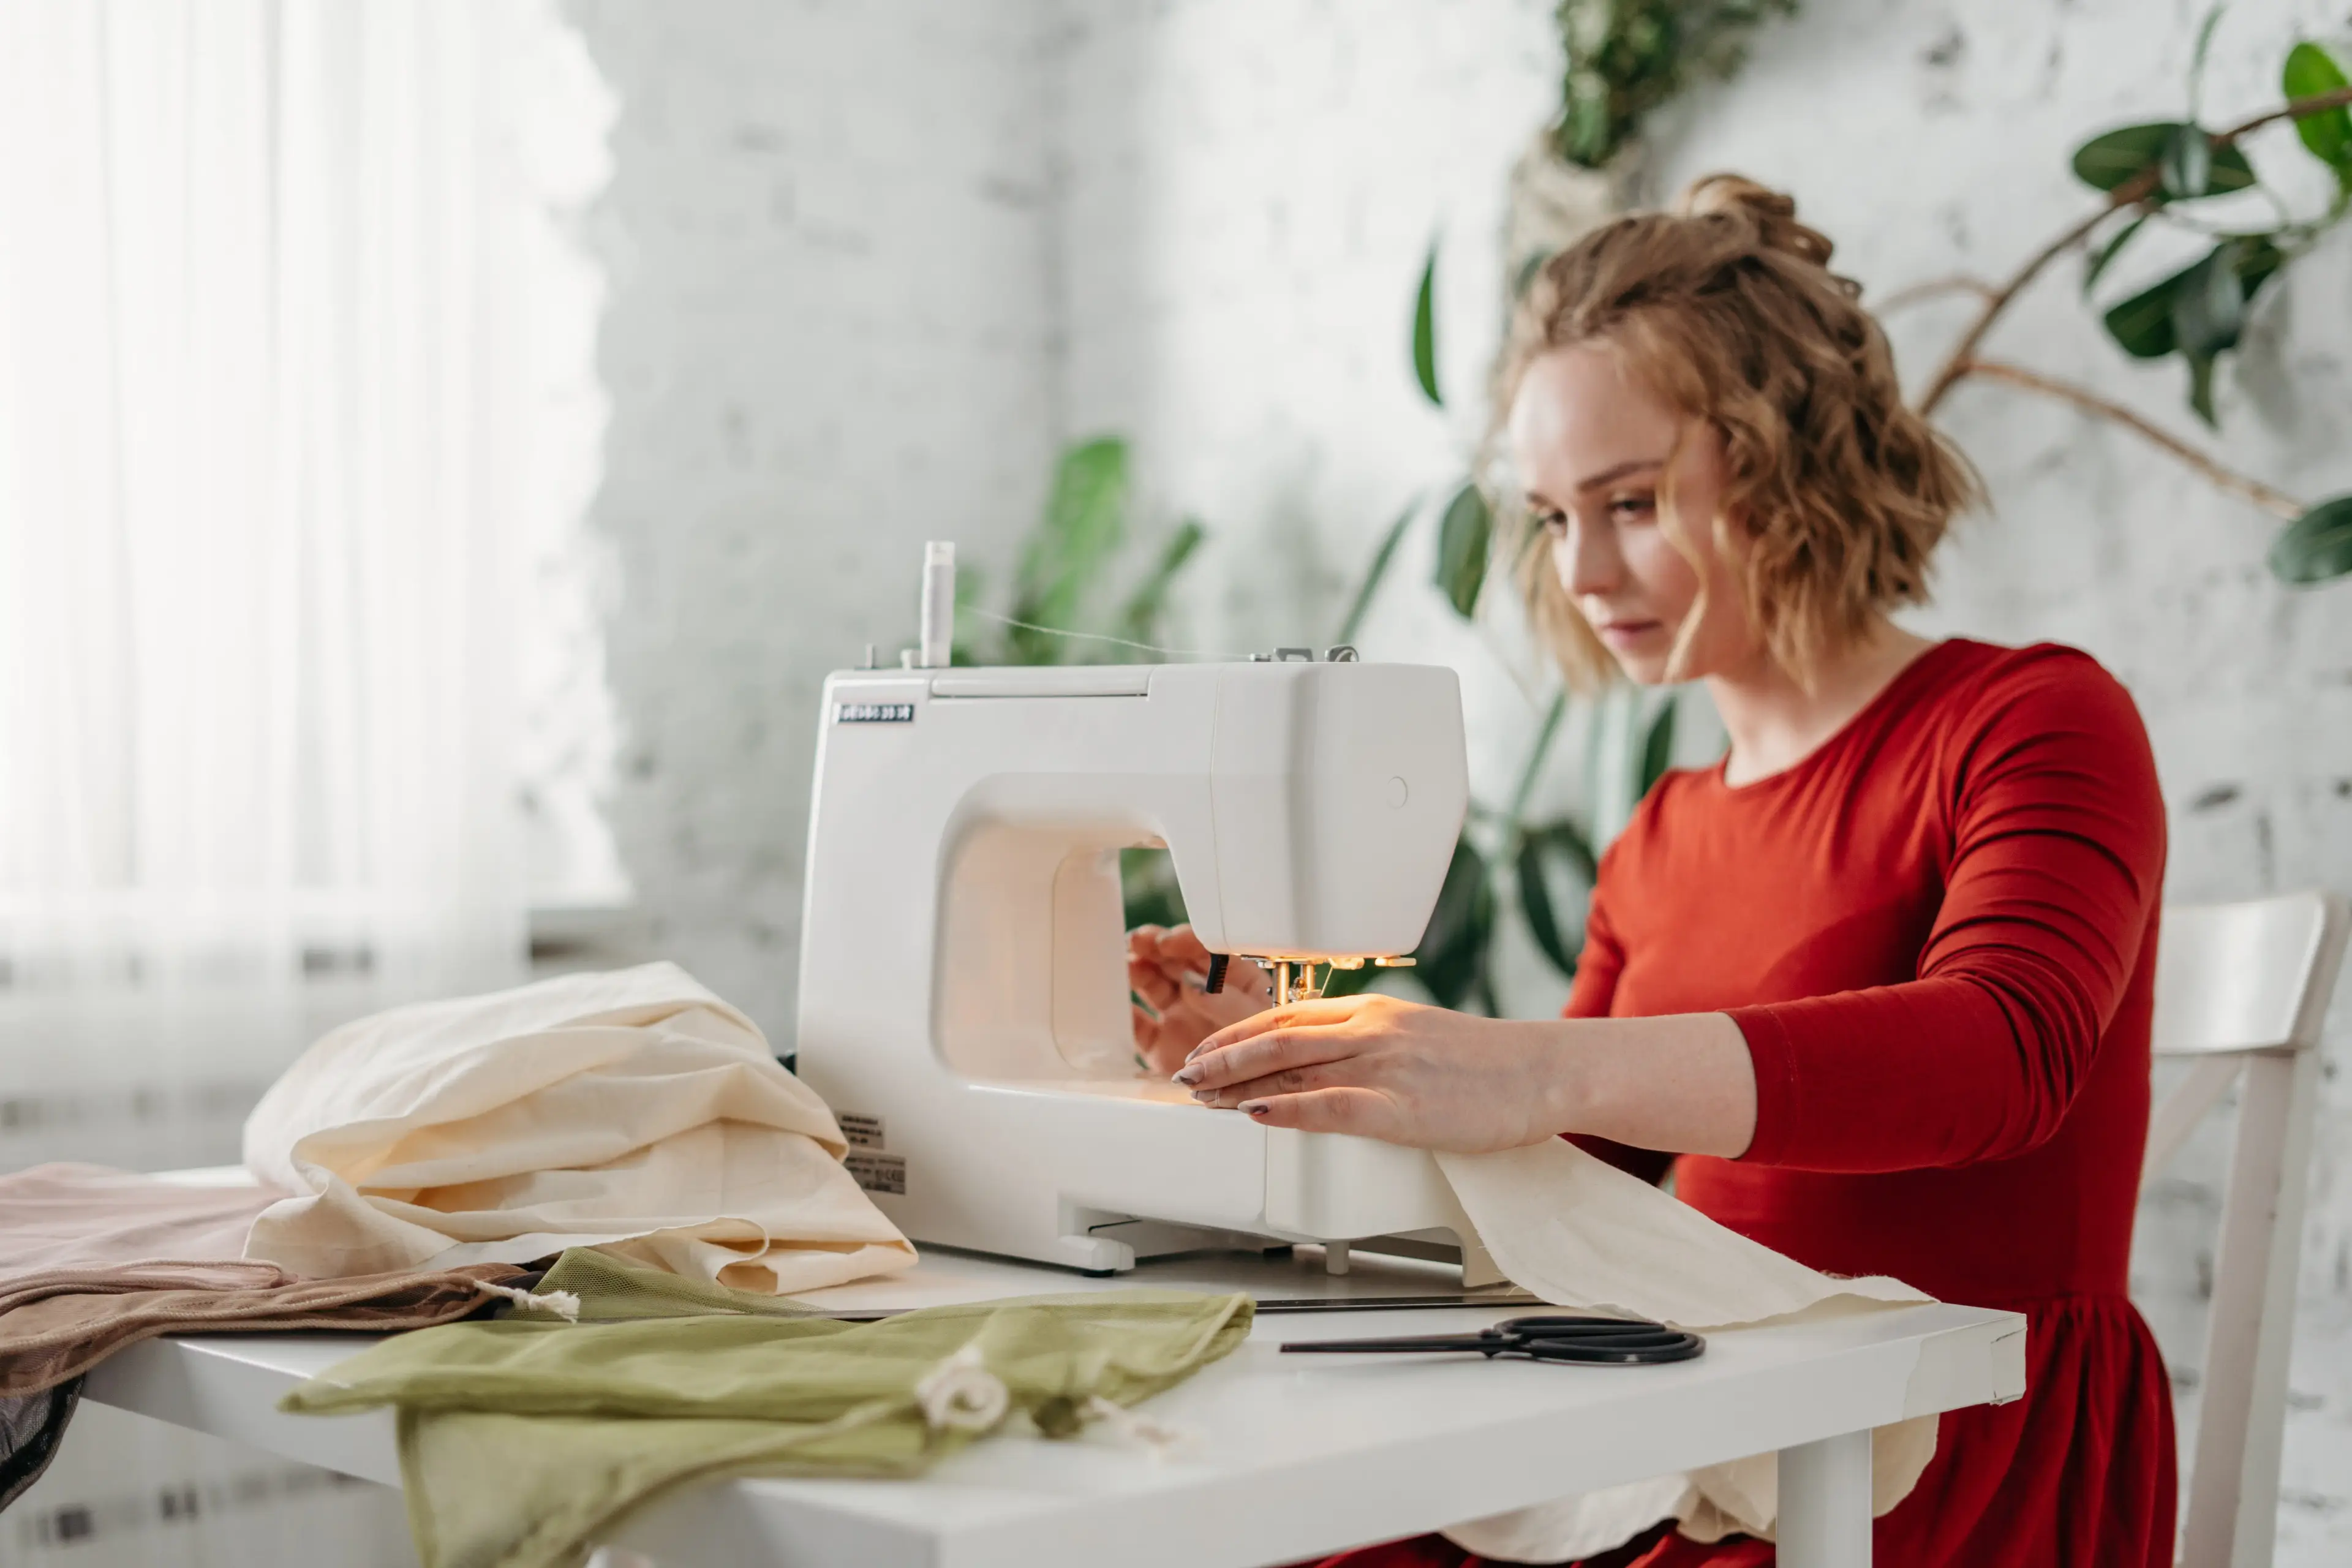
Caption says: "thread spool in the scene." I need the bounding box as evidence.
[919,541,955,668]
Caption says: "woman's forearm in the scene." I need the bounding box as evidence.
[1520,1012,1758,1158]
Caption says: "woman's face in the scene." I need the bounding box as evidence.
[1507,343,1757,685]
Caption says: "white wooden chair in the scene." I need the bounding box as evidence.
[2139,891,2350,1568]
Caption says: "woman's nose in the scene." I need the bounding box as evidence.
[1556,518,1618,598]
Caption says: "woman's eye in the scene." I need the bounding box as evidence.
[1607,493,1656,523]
[1534,508,1569,536]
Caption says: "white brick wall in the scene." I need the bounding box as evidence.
[576,0,2351,1553]
[566,0,1062,1034]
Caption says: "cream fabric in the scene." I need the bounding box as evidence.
[242,963,915,1294]
[1434,1139,1938,1563]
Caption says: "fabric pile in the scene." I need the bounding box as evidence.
[0,1163,539,1509]
[242,962,916,1292]
[0,962,929,1532]
[280,1248,1254,1568]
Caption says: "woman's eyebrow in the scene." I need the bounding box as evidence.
[1575,458,1667,494]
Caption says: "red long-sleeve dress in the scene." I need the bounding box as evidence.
[1319,638,2177,1567]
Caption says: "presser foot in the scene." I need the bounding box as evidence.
[1241,953,1419,1006]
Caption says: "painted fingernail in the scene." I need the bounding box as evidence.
[1239,1101,1270,1118]
[1191,1090,1217,1104]
[1172,1065,1202,1085]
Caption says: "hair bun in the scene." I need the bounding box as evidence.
[1675,174,1835,269]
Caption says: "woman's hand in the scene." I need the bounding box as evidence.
[1128,924,1270,1078]
[1171,993,1570,1153]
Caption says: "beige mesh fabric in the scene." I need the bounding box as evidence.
[242,963,914,1292]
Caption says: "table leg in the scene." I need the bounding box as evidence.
[1777,1429,1872,1567]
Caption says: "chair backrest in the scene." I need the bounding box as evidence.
[2141,891,2350,1568]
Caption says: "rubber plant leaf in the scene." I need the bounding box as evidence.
[2160,121,2212,199]
[1433,481,1493,620]
[2172,241,2245,426]
[2283,42,2352,176]
[1335,495,1420,646]
[2268,494,2352,585]
[2082,212,2150,296]
[1413,243,1442,407]
[2187,4,2226,111]
[2070,122,2253,201]
[2102,235,2282,361]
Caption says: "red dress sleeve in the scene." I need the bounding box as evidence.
[1727,652,2166,1172]
[1562,867,1678,1185]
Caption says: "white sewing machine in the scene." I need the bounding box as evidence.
[795,549,1495,1278]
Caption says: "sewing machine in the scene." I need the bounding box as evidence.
[795,555,1494,1278]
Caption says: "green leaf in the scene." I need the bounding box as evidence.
[1507,692,1569,826]
[1009,437,1129,662]
[1531,819,1598,885]
[1512,250,1553,301]
[1412,243,1441,407]
[2268,495,2352,584]
[2160,121,2212,198]
[1335,495,1419,645]
[1119,847,1188,932]
[1110,518,1206,650]
[2083,211,2150,296]
[2188,4,2226,112]
[2172,240,2248,356]
[2071,122,2254,201]
[2102,235,2283,360]
[1638,695,1679,796]
[1411,837,1495,1011]
[1433,481,1493,619]
[2103,268,2181,358]
[2284,42,2352,173]
[1515,834,1578,980]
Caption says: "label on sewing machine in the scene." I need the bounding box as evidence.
[834,701,915,723]
[838,1113,885,1149]
[845,1152,907,1196]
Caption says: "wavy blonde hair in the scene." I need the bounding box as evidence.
[1497,174,1980,690]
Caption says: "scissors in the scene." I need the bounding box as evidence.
[1279,1314,1704,1366]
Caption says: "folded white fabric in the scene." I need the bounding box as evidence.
[242,963,916,1294]
[1433,1139,1938,1563]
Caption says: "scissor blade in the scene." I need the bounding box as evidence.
[1278,1335,1496,1354]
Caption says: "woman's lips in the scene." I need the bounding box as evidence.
[1597,618,1664,649]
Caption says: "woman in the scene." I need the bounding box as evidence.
[1126,176,2173,1566]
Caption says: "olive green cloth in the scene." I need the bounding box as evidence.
[283,1250,1253,1568]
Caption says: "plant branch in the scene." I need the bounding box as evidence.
[1954,358,2304,519]
[1917,192,2150,413]
[1875,274,1999,314]
[2215,83,2352,143]
[1915,85,2352,415]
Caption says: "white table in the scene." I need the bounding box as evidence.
[80,1243,2026,1568]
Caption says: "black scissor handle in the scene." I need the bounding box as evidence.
[1281,1313,1705,1366]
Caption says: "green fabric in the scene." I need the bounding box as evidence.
[282,1249,1253,1568]
[513,1246,837,1322]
